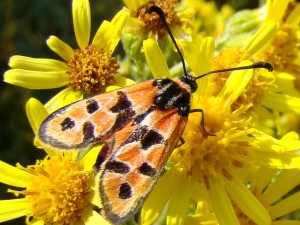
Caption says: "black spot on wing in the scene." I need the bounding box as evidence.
[122,125,148,146]
[110,91,132,113]
[119,182,132,199]
[60,117,75,131]
[109,108,135,133]
[139,162,156,177]
[141,129,165,149]
[82,121,95,142]
[86,99,99,114]
[105,160,130,174]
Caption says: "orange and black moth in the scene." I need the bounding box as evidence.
[39,73,198,224]
[38,5,273,225]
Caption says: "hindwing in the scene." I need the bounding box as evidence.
[98,108,187,224]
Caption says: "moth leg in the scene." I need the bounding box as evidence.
[189,109,215,136]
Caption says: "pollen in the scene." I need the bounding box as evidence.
[17,155,93,225]
[259,23,298,73]
[171,99,254,185]
[68,45,119,94]
[136,0,181,38]
[211,47,271,111]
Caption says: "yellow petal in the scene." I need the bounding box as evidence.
[47,36,74,61]
[271,191,300,218]
[0,199,29,222]
[263,170,300,205]
[261,92,300,114]
[167,171,192,225]
[208,176,240,225]
[92,21,117,51]
[44,87,83,113]
[224,175,271,225]
[83,210,111,225]
[286,3,300,27]
[4,69,69,89]
[245,20,278,56]
[141,168,180,225]
[109,9,130,51]
[0,161,32,187]
[143,39,171,79]
[123,0,146,11]
[80,145,102,170]
[218,60,253,107]
[26,98,48,135]
[72,0,91,49]
[266,0,289,21]
[8,55,68,71]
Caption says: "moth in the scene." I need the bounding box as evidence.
[38,6,273,224]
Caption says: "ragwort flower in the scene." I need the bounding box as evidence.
[4,0,130,112]
[140,38,300,225]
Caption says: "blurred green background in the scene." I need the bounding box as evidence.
[0,0,261,224]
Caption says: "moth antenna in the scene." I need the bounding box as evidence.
[195,62,273,80]
[147,5,189,77]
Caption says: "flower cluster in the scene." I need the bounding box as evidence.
[1,0,300,225]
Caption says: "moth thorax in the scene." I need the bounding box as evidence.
[179,75,197,93]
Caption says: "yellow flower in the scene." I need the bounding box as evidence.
[123,0,194,39]
[183,0,234,36]
[234,167,300,224]
[140,39,300,225]
[203,0,300,136]
[4,0,130,112]
[0,150,110,225]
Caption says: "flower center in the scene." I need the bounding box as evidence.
[68,45,119,94]
[171,99,254,184]
[211,47,272,111]
[259,23,298,73]
[136,0,181,38]
[16,155,93,225]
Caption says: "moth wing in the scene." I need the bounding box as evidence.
[38,80,157,151]
[98,108,188,224]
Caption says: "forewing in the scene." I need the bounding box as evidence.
[99,108,188,224]
[38,80,157,151]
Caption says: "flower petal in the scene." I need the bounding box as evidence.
[224,175,271,225]
[245,20,278,55]
[266,0,289,21]
[167,171,192,225]
[143,39,171,79]
[141,168,180,225]
[84,210,111,225]
[271,191,300,218]
[218,60,253,107]
[263,170,300,205]
[72,0,91,49]
[80,145,102,171]
[0,199,29,222]
[123,0,146,11]
[26,98,48,135]
[286,3,300,27]
[8,55,68,71]
[208,176,240,225]
[262,92,300,114]
[0,161,32,187]
[44,87,83,113]
[47,36,74,62]
[4,69,69,89]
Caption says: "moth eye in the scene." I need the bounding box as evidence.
[139,162,156,177]
[86,99,99,114]
[119,182,132,200]
[60,117,75,131]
